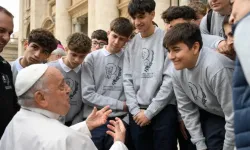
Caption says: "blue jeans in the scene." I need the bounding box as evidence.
[129,104,178,150]
[91,117,134,150]
[199,109,226,150]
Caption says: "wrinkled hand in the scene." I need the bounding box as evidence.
[86,106,112,131]
[106,117,126,143]
[179,120,188,140]
[133,110,151,127]
[217,44,236,60]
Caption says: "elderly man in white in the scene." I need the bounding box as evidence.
[0,64,128,150]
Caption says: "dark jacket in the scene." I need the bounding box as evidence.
[0,56,19,138]
[232,58,250,150]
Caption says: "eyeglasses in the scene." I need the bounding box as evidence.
[91,41,107,48]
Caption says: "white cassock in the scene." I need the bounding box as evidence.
[0,108,128,150]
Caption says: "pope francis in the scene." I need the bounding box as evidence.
[0,64,128,150]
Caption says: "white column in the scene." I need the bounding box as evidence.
[88,0,95,37]
[18,0,24,56]
[154,0,171,30]
[55,0,72,46]
[75,23,81,32]
[95,0,119,31]
[30,0,46,29]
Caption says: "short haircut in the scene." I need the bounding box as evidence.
[161,6,177,23]
[51,48,66,56]
[0,6,14,18]
[188,1,207,17]
[28,28,57,54]
[163,23,203,50]
[110,17,134,37]
[128,0,156,18]
[66,32,91,54]
[161,6,197,23]
[91,29,108,43]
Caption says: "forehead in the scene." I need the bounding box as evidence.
[0,12,13,30]
[68,50,88,56]
[109,31,127,39]
[91,39,107,43]
[46,67,64,83]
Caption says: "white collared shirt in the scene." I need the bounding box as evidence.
[58,57,81,73]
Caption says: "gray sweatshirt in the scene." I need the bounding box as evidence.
[123,27,176,120]
[200,11,225,37]
[47,58,83,124]
[81,47,127,118]
[234,14,250,85]
[202,34,224,50]
[172,47,234,150]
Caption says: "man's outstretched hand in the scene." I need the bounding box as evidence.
[86,106,112,131]
[106,117,126,143]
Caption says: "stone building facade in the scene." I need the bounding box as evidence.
[18,0,188,57]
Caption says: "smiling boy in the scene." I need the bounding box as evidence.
[164,23,235,150]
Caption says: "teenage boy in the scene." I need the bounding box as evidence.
[0,6,19,138]
[11,28,57,83]
[124,0,178,150]
[163,23,235,150]
[200,0,231,37]
[91,29,108,51]
[161,6,225,50]
[81,17,133,150]
[48,32,91,126]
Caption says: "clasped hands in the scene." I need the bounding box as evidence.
[133,109,151,127]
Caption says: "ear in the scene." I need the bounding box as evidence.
[107,30,111,37]
[24,40,28,50]
[151,11,155,19]
[192,42,200,55]
[34,91,48,108]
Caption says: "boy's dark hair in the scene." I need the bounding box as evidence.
[163,23,203,50]
[66,32,91,53]
[222,15,230,38]
[91,29,108,43]
[28,28,57,54]
[161,6,177,23]
[110,17,133,38]
[0,6,14,18]
[162,6,197,23]
[128,0,156,18]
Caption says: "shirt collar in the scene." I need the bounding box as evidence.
[15,56,24,72]
[101,46,124,58]
[59,57,81,73]
[21,106,60,120]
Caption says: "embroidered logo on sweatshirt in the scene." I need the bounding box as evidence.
[105,63,122,85]
[142,48,154,72]
[188,82,207,107]
[65,78,79,105]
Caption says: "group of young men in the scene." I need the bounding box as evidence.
[1,0,250,149]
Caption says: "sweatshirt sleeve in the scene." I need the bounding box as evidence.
[172,72,207,150]
[201,34,224,50]
[81,54,124,111]
[123,48,140,116]
[144,58,176,120]
[200,14,210,35]
[211,68,235,150]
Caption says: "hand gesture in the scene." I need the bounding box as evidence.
[106,117,126,143]
[86,106,112,131]
[133,109,151,127]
